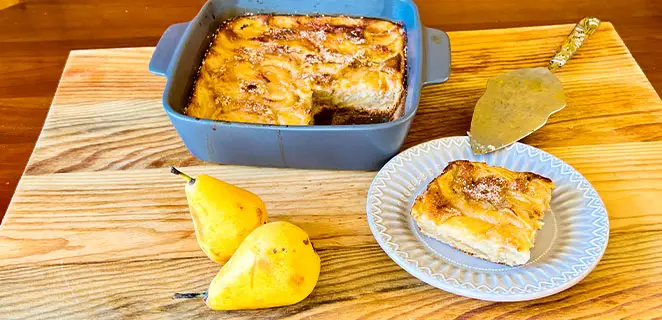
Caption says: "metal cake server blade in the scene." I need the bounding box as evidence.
[469,17,601,154]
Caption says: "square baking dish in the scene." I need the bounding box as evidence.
[149,0,450,170]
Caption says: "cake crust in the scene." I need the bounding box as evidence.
[410,160,555,266]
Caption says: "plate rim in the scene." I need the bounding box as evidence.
[366,136,610,301]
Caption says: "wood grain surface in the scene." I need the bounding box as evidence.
[1,0,661,219]
[1,21,662,320]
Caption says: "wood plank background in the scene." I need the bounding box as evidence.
[1,0,662,220]
[1,21,661,318]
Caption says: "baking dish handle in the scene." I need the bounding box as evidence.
[149,22,189,77]
[422,27,451,86]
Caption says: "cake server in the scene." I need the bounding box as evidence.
[468,17,600,154]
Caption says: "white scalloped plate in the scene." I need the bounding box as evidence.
[366,136,609,301]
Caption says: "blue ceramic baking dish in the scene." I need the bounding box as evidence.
[149,0,450,170]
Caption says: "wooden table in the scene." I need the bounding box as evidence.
[0,0,661,220]
[1,18,661,318]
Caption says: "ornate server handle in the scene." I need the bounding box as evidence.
[548,17,601,71]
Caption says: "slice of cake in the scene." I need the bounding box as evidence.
[410,160,555,266]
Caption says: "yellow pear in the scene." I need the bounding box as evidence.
[171,167,268,264]
[206,221,321,310]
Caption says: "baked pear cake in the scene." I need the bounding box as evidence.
[410,160,555,266]
[186,15,406,125]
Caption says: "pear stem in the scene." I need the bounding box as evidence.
[173,291,208,300]
[170,166,195,183]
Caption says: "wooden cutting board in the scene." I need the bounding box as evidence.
[1,22,662,319]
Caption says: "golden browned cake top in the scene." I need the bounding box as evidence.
[411,160,555,252]
[186,15,406,125]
